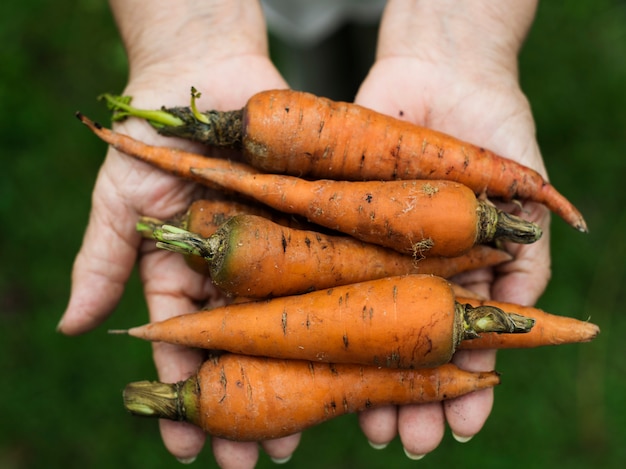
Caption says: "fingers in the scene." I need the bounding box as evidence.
[58,164,140,335]
[493,201,552,305]
[444,349,497,441]
[210,434,303,468]
[398,402,445,459]
[152,340,208,460]
[141,251,221,461]
[212,439,259,469]
[260,433,302,464]
[183,429,301,467]
[358,405,398,448]
[360,404,446,459]
[159,420,206,464]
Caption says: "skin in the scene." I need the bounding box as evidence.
[355,0,550,456]
[58,0,550,466]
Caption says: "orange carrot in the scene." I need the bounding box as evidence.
[101,89,587,232]
[457,297,600,349]
[138,199,309,276]
[122,353,501,441]
[117,275,533,368]
[188,169,543,257]
[78,113,542,257]
[142,213,512,298]
[74,112,258,191]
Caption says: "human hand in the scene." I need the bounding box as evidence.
[353,0,549,458]
[57,1,300,467]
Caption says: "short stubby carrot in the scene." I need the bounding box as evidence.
[78,114,543,257]
[100,89,587,232]
[138,199,308,276]
[141,214,513,298]
[118,275,533,369]
[122,353,501,441]
[456,297,600,349]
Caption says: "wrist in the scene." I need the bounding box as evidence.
[109,0,269,77]
[376,0,538,79]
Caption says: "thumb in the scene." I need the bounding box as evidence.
[58,163,139,335]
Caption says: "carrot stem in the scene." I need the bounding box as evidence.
[123,380,187,420]
[99,94,184,128]
[102,90,243,148]
[461,303,534,339]
[189,87,210,124]
[139,220,215,257]
[136,216,167,239]
[152,224,216,257]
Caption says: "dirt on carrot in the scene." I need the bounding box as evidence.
[77,114,542,257]
[117,275,533,368]
[142,213,513,298]
[122,353,501,441]
[100,89,587,232]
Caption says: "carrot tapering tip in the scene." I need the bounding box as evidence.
[580,321,600,342]
[539,183,588,233]
[75,111,103,131]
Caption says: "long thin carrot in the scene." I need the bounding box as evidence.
[74,112,258,191]
[141,213,513,298]
[115,275,533,369]
[457,297,600,349]
[122,353,501,441]
[76,113,542,258]
[101,89,587,232]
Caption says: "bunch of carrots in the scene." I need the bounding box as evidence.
[79,89,598,449]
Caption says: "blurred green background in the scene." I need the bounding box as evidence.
[1,1,625,468]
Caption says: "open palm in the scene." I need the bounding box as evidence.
[60,55,305,467]
[354,56,551,456]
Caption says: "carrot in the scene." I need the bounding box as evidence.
[457,297,600,349]
[122,353,501,441]
[138,199,309,276]
[191,169,543,257]
[142,214,513,298]
[74,112,258,192]
[101,89,587,232]
[114,275,533,369]
[76,114,543,257]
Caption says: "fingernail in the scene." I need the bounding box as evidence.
[452,432,473,443]
[176,456,197,464]
[56,317,65,333]
[403,447,425,460]
[368,440,388,450]
[271,455,292,464]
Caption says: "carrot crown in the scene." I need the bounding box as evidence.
[458,303,534,343]
[123,378,198,423]
[101,90,243,148]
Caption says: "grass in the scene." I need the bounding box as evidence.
[1,1,625,468]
